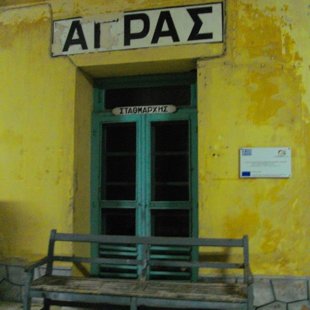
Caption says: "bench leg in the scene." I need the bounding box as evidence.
[22,295,31,310]
[23,272,33,310]
[22,285,31,310]
[130,297,137,310]
[42,298,51,310]
[247,283,254,310]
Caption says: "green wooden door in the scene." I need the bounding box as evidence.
[91,74,197,280]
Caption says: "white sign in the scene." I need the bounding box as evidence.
[52,3,223,56]
[112,105,176,116]
[240,147,291,178]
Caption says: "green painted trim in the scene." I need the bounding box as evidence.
[191,82,197,108]
[190,82,199,281]
[93,88,103,113]
[90,113,101,275]
[91,73,198,279]
[149,202,192,209]
[99,201,138,209]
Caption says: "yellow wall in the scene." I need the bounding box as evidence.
[198,0,310,276]
[0,0,309,276]
[0,4,76,259]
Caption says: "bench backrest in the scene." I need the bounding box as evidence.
[45,230,251,283]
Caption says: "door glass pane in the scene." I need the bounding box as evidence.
[105,85,190,109]
[152,121,189,201]
[101,209,136,235]
[151,210,189,237]
[101,123,136,200]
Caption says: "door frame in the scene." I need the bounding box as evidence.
[91,73,198,277]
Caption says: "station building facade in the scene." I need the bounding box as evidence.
[0,0,309,307]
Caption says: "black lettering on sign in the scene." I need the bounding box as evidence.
[112,105,176,115]
[63,20,88,52]
[124,13,150,46]
[187,7,213,41]
[94,23,101,49]
[159,106,167,112]
[152,11,180,44]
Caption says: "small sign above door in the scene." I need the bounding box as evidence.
[52,3,223,56]
[112,105,176,115]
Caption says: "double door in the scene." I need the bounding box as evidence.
[91,75,197,280]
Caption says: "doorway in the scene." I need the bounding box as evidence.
[91,73,197,280]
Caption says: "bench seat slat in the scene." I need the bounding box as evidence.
[150,260,244,269]
[149,271,191,277]
[53,256,142,266]
[51,256,244,270]
[54,233,244,247]
[31,276,247,303]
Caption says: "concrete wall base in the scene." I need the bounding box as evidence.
[0,260,71,303]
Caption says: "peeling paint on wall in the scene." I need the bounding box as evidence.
[198,0,310,276]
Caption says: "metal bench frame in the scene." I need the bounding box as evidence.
[24,230,253,310]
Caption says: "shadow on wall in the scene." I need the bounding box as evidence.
[199,247,244,281]
[0,201,36,259]
[0,201,27,302]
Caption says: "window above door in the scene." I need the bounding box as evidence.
[93,72,196,113]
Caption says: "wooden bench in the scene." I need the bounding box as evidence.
[24,230,253,310]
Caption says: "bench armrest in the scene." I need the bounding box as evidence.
[25,256,49,273]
